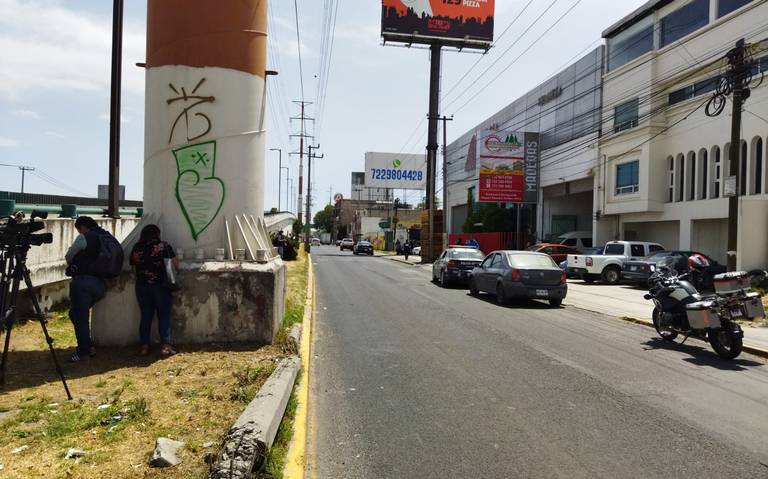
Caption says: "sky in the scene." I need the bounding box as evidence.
[0,0,647,209]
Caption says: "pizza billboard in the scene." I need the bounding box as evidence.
[381,0,495,47]
[365,152,427,190]
[476,131,539,204]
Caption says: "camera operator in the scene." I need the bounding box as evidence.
[65,216,115,362]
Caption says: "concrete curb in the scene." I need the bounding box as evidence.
[613,314,768,360]
[383,256,423,267]
[209,356,300,478]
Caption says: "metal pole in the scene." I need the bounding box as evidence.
[107,0,124,218]
[726,40,746,272]
[426,43,442,262]
[270,148,282,211]
[440,116,453,247]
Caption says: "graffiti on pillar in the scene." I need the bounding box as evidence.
[167,79,216,144]
[173,141,225,240]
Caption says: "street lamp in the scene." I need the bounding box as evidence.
[287,178,295,213]
[280,166,289,213]
[269,148,282,211]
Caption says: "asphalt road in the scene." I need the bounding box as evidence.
[307,246,768,478]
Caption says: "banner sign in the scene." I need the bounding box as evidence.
[381,0,495,47]
[477,131,539,203]
[365,152,427,190]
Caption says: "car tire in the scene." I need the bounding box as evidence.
[549,299,563,308]
[496,283,508,306]
[440,270,449,288]
[469,279,479,296]
[601,266,621,285]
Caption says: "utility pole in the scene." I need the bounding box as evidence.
[305,144,323,251]
[107,0,123,218]
[290,101,314,227]
[18,166,35,194]
[705,39,754,271]
[438,115,453,245]
[424,43,442,262]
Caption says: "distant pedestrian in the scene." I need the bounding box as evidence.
[395,239,402,255]
[274,231,287,259]
[130,224,179,357]
[403,240,412,260]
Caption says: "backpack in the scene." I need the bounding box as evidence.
[90,231,125,278]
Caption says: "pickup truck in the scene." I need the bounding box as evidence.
[567,241,665,284]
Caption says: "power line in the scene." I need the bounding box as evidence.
[293,0,305,101]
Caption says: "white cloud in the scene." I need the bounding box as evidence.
[0,136,19,147]
[44,131,65,139]
[0,0,145,99]
[11,109,40,119]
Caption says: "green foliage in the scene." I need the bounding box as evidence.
[313,204,335,233]
[462,203,515,233]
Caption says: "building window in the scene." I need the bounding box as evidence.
[614,98,639,133]
[688,152,696,201]
[700,149,708,200]
[741,141,747,195]
[755,138,763,194]
[616,161,639,195]
[713,146,721,198]
[606,15,654,71]
[661,0,710,48]
[668,76,722,105]
[718,0,752,17]
[677,154,685,202]
[667,156,674,202]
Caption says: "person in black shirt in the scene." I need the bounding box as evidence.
[130,224,178,356]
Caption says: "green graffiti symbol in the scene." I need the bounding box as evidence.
[393,159,402,168]
[172,141,225,241]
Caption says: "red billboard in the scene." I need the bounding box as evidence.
[381,0,495,47]
[477,131,539,204]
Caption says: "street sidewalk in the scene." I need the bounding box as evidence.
[382,254,423,266]
[565,280,768,356]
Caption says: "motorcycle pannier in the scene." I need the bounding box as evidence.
[713,271,751,294]
[744,293,766,319]
[685,302,722,329]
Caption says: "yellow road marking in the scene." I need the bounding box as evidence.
[284,257,315,479]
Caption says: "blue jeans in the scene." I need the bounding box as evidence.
[135,282,172,345]
[69,275,106,355]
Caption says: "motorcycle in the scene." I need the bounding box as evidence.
[645,263,766,360]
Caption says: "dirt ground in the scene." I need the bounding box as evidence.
[0,251,308,478]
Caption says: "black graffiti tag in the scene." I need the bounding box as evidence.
[167,78,215,144]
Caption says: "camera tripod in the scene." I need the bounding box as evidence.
[0,243,72,400]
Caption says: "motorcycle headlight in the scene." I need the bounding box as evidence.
[650,265,655,272]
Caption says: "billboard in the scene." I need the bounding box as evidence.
[364,152,427,190]
[381,0,494,47]
[476,131,539,203]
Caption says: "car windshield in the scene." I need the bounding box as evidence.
[449,249,485,260]
[507,253,557,268]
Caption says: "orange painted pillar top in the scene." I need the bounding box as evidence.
[146,0,267,78]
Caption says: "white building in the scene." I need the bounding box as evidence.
[596,0,768,268]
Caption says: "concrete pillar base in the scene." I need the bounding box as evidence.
[92,258,286,347]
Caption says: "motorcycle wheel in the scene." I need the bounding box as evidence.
[652,308,678,341]
[710,329,743,360]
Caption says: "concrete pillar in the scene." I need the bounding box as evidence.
[144,0,268,256]
[679,218,692,250]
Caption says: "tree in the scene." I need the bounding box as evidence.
[313,204,335,233]
[462,203,514,233]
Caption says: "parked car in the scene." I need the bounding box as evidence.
[567,241,665,284]
[469,251,567,307]
[412,246,422,256]
[310,237,321,246]
[339,238,354,251]
[623,250,725,287]
[432,247,486,287]
[554,231,593,253]
[526,243,580,264]
[353,240,374,255]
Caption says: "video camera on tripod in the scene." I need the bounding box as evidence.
[0,210,54,249]
[0,210,71,399]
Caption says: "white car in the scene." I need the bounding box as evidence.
[412,246,421,256]
[567,241,665,284]
[310,238,321,246]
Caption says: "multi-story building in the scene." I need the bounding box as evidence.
[445,48,604,241]
[596,0,768,268]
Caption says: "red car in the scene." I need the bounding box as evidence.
[526,243,579,264]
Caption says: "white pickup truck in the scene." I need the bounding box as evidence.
[567,241,665,284]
